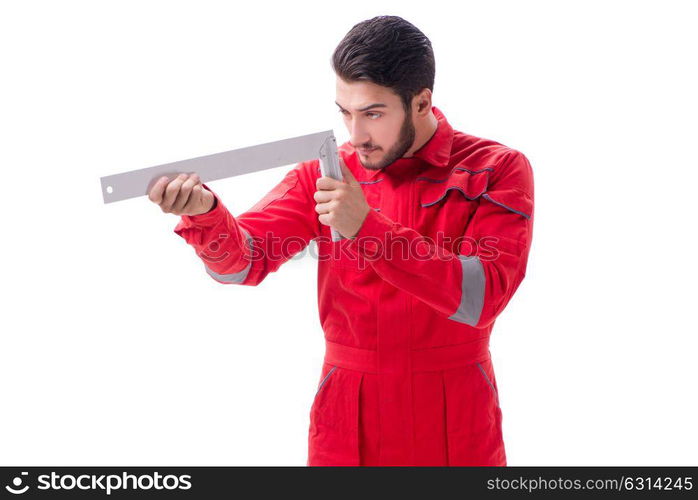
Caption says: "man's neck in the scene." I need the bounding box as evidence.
[405,109,438,157]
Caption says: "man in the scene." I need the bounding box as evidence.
[148,15,534,466]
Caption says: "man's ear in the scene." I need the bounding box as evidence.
[415,88,432,113]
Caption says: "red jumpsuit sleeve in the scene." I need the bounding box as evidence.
[347,150,534,328]
[173,162,319,286]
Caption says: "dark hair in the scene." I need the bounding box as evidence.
[331,15,435,112]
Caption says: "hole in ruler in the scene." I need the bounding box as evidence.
[106,186,113,194]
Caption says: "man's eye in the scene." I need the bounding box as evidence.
[338,110,381,119]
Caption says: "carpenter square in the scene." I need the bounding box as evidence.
[99,129,346,241]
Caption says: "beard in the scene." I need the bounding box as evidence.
[357,108,416,171]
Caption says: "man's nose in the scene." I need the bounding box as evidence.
[348,121,370,148]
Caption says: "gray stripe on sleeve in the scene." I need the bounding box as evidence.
[448,254,485,327]
[204,228,253,284]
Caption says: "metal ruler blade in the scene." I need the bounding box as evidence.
[100,129,338,203]
[99,128,346,240]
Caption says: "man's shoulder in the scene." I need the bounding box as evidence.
[450,129,529,171]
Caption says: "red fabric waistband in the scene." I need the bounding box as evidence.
[324,337,491,374]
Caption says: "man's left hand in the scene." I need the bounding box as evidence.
[314,158,371,239]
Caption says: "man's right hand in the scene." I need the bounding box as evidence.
[148,173,215,216]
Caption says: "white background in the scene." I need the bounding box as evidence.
[1,0,696,466]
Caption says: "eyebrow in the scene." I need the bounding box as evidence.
[335,101,388,112]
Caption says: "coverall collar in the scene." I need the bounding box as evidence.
[356,105,454,180]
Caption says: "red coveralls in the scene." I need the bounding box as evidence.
[173,106,534,466]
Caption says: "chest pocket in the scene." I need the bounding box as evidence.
[416,167,492,245]
[358,178,383,212]
[418,167,491,207]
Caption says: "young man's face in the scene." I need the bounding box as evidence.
[335,77,416,171]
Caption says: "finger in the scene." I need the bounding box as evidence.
[339,158,358,185]
[313,189,334,203]
[161,173,189,211]
[315,201,333,215]
[148,176,170,204]
[316,175,341,191]
[199,186,215,213]
[318,213,333,226]
[171,174,199,212]
[182,183,204,214]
